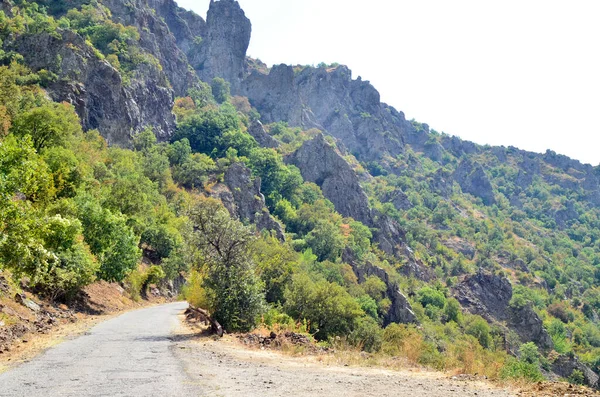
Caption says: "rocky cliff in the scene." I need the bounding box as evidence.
[285,134,373,225]
[454,272,553,351]
[4,29,175,145]
[217,162,285,241]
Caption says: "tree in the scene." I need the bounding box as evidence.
[305,221,345,261]
[186,197,264,332]
[211,77,230,104]
[251,236,299,304]
[284,273,363,340]
[11,102,82,152]
[76,195,141,282]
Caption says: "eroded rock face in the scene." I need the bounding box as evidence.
[286,134,372,225]
[453,159,496,206]
[551,355,600,389]
[222,163,284,241]
[195,0,251,92]
[454,272,553,350]
[242,64,412,161]
[103,0,200,96]
[343,249,418,325]
[5,30,175,145]
[247,121,280,149]
[381,189,413,211]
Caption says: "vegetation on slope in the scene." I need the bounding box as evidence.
[3,0,600,387]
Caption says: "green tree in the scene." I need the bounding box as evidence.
[11,102,81,152]
[284,273,363,339]
[211,77,230,104]
[76,195,141,282]
[186,197,265,332]
[305,221,345,261]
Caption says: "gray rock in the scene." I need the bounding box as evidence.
[242,64,411,162]
[5,30,175,146]
[453,272,553,351]
[428,169,454,198]
[453,159,496,206]
[343,249,418,325]
[381,189,413,211]
[247,121,280,148]
[223,162,284,241]
[15,294,40,312]
[286,134,372,225]
[103,0,200,96]
[195,0,251,92]
[551,355,599,389]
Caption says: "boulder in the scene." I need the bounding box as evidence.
[247,121,280,149]
[286,134,372,225]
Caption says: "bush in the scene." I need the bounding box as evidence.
[348,317,383,353]
[284,273,363,340]
[500,358,544,382]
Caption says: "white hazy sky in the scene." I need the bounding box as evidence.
[177,0,600,165]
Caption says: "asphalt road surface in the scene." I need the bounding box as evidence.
[0,301,516,397]
[0,301,194,397]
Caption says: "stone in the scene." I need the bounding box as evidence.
[453,272,553,351]
[453,159,496,206]
[247,121,280,149]
[286,134,372,225]
[223,162,285,241]
[15,294,40,313]
[551,355,599,389]
[343,249,418,325]
[195,0,251,92]
[4,30,175,146]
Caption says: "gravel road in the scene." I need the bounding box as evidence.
[0,301,516,397]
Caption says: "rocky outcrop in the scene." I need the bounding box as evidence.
[195,0,251,92]
[222,163,284,240]
[343,249,418,325]
[454,272,553,350]
[5,30,175,145]
[247,121,280,149]
[428,169,454,198]
[453,159,496,206]
[551,355,600,389]
[242,64,414,161]
[103,0,199,96]
[286,134,372,225]
[381,189,413,211]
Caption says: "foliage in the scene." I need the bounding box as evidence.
[186,197,265,332]
[284,273,364,340]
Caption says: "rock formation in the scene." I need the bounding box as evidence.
[453,159,496,206]
[247,121,280,149]
[343,249,418,325]
[454,272,553,351]
[4,30,175,146]
[286,134,372,225]
[221,162,285,241]
[195,0,251,92]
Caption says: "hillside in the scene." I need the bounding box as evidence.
[1,0,600,389]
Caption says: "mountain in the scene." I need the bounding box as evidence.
[2,0,600,388]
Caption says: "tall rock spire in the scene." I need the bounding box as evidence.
[196,0,251,92]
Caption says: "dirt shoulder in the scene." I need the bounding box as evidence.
[173,322,516,397]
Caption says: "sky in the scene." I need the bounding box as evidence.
[176,0,600,165]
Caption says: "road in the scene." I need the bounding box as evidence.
[0,301,516,397]
[0,302,195,397]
